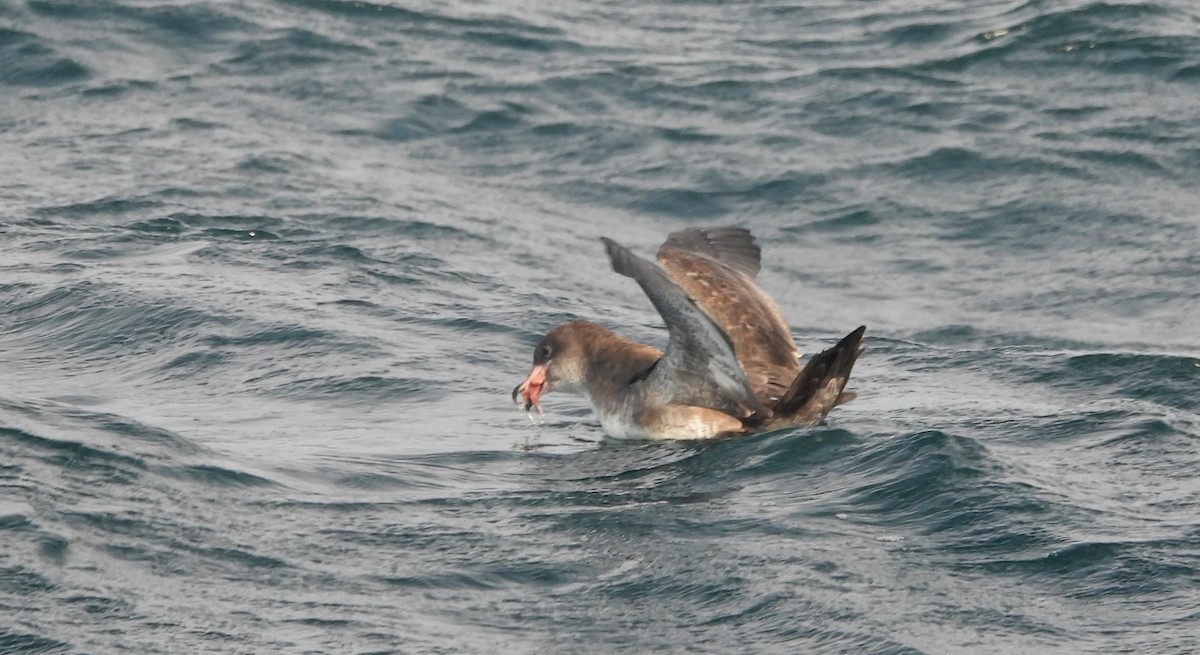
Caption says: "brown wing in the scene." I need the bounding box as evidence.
[657,227,762,278]
[603,238,772,418]
[657,228,800,403]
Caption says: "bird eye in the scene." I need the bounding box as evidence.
[538,345,553,360]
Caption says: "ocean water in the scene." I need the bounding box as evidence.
[2,0,1199,652]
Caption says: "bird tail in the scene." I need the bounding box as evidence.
[768,326,866,428]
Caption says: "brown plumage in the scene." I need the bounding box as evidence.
[657,228,800,402]
[513,227,865,440]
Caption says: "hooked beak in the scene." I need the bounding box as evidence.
[512,364,548,412]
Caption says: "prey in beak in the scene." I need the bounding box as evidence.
[514,328,575,426]
[512,364,548,424]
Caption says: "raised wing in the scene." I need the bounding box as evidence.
[657,227,762,278]
[602,237,771,418]
[657,227,800,402]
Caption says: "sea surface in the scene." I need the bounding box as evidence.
[2,0,1199,653]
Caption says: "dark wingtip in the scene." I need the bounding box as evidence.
[600,236,637,279]
[659,226,762,278]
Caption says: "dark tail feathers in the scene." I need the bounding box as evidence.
[770,326,865,428]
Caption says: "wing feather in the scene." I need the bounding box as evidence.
[602,237,771,418]
[657,228,800,403]
[657,227,762,278]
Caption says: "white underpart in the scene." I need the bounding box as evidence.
[584,390,651,440]
[596,409,651,440]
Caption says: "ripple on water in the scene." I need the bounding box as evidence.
[217,27,373,76]
[0,27,90,87]
[0,628,72,655]
[978,535,1199,600]
[1046,352,1200,411]
[1,425,148,487]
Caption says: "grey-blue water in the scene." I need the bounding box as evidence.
[2,0,1199,652]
